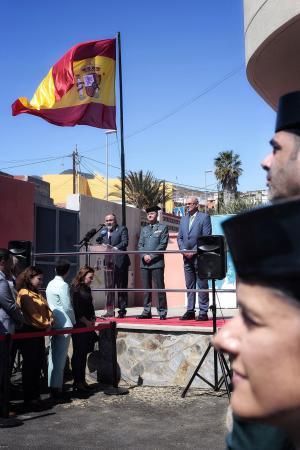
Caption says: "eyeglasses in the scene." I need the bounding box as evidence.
[186,203,196,206]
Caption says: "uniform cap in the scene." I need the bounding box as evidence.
[275,91,300,135]
[145,206,161,213]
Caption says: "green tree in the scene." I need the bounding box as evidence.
[110,170,172,209]
[217,196,261,214]
[214,150,243,205]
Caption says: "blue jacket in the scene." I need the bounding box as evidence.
[177,211,212,253]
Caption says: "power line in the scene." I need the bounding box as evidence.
[0,154,71,171]
[79,64,243,156]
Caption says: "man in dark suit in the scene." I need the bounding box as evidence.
[137,206,169,320]
[96,213,130,318]
[177,196,212,321]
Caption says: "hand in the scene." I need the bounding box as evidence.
[183,251,195,259]
[143,255,152,264]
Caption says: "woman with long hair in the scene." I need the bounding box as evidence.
[71,266,96,393]
[16,266,53,410]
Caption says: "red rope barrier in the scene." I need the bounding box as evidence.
[0,321,113,341]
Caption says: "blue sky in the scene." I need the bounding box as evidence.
[1,0,275,192]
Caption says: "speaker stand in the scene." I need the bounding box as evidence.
[181,279,232,398]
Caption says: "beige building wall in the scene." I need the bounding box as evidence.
[244,0,300,107]
[43,174,91,204]
[43,173,175,213]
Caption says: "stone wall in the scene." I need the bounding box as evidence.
[116,329,223,388]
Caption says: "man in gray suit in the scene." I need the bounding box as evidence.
[137,206,169,319]
[177,196,212,320]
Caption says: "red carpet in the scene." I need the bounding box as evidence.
[97,316,227,328]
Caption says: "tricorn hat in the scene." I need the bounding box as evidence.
[222,198,300,287]
[145,206,161,213]
[275,91,300,135]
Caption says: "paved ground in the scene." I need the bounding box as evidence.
[1,384,229,449]
[1,306,233,448]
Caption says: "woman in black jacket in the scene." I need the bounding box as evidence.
[71,266,96,393]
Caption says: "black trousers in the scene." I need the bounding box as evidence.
[141,268,167,315]
[18,327,45,403]
[105,264,129,312]
[71,332,91,384]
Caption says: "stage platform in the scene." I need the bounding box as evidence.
[94,307,236,389]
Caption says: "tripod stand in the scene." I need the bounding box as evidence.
[181,279,232,399]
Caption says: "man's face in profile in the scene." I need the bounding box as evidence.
[261,131,300,200]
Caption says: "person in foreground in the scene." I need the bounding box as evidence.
[71,266,96,393]
[227,90,300,449]
[213,198,300,450]
[46,259,75,401]
[16,266,53,411]
[137,206,169,319]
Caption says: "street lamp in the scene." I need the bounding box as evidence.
[105,130,117,201]
[204,170,213,213]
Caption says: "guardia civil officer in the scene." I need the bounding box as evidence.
[137,206,169,320]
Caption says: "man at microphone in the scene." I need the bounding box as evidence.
[96,213,130,318]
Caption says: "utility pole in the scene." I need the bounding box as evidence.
[72,146,79,194]
[162,180,166,212]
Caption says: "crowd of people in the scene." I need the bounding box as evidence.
[0,258,98,414]
[3,88,300,446]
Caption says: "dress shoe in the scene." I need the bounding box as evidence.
[50,388,71,402]
[83,381,96,391]
[197,314,209,321]
[160,315,167,320]
[136,312,152,319]
[102,311,115,318]
[179,311,196,320]
[23,399,46,412]
[118,310,126,318]
[73,382,90,393]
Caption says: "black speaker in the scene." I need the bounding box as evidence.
[197,235,227,280]
[8,240,32,272]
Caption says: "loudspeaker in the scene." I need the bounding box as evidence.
[8,240,32,273]
[197,235,227,280]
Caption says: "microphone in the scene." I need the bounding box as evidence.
[79,228,97,245]
[96,226,108,243]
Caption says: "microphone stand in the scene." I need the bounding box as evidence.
[78,224,105,265]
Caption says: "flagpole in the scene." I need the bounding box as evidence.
[117,32,126,226]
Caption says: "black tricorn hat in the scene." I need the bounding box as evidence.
[0,248,11,260]
[145,206,161,213]
[222,198,300,285]
[275,91,300,134]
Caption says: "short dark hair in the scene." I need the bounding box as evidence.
[55,259,70,277]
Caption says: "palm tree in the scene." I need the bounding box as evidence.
[214,150,243,206]
[110,170,172,209]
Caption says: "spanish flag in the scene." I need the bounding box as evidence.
[12,39,116,130]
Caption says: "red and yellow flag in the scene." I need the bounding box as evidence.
[12,39,116,129]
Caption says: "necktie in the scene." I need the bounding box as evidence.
[189,214,195,230]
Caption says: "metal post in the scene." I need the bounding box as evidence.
[105,130,116,201]
[117,32,126,226]
[204,170,213,213]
